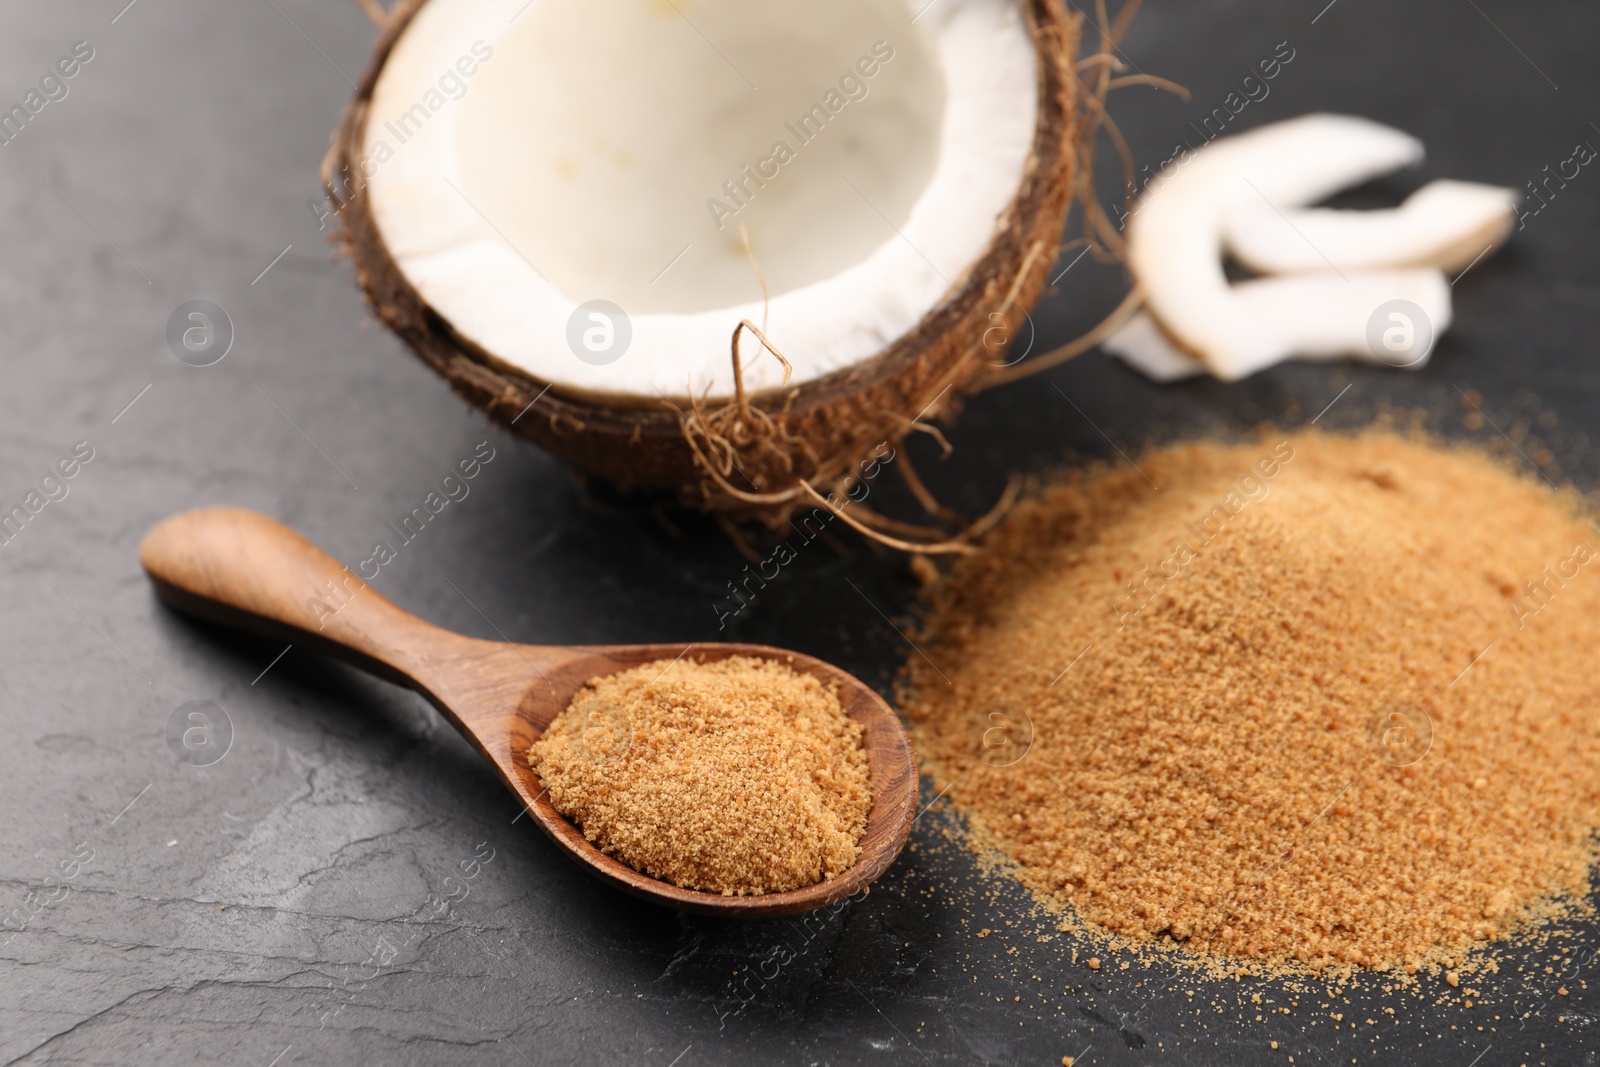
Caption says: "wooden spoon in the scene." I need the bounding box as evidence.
[139,507,917,918]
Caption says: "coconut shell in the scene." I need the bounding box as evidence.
[328,0,1084,529]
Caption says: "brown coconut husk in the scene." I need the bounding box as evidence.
[327,0,1134,539]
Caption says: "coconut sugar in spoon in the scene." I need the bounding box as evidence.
[139,507,916,917]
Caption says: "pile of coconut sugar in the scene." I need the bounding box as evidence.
[905,432,1600,975]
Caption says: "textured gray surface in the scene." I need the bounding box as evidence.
[3,1,1599,1064]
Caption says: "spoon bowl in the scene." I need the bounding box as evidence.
[139,507,917,917]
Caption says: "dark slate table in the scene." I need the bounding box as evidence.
[3,1,1598,1063]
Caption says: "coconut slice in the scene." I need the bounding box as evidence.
[1108,269,1453,381]
[1101,311,1207,383]
[1116,114,1509,381]
[1224,179,1518,275]
[333,0,1085,523]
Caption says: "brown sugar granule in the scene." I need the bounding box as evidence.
[529,655,871,895]
[902,432,1600,973]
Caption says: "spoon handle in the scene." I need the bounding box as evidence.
[139,506,491,692]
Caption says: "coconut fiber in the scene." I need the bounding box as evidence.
[903,432,1600,973]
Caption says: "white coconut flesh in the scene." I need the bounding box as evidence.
[362,0,1038,400]
[1225,179,1519,275]
[1107,271,1455,383]
[1113,113,1517,382]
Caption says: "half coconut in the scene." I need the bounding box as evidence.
[329,0,1087,528]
